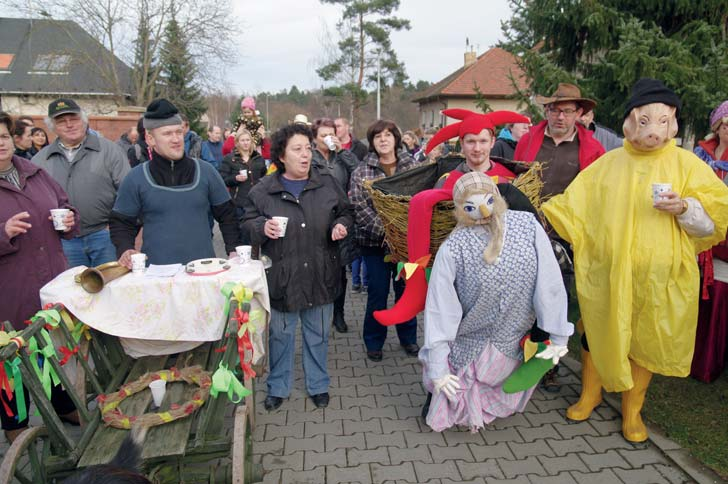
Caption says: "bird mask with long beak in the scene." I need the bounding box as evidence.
[453,172,508,263]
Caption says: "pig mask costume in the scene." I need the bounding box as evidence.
[542,78,728,442]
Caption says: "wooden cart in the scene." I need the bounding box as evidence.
[0,297,261,483]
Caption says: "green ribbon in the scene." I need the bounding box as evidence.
[27,329,61,400]
[5,358,27,422]
[425,267,432,283]
[210,363,251,403]
[32,309,61,327]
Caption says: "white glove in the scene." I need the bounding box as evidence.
[535,344,568,365]
[432,374,460,401]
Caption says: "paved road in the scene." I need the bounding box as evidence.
[249,278,701,484]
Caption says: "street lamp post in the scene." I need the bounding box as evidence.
[376,49,381,120]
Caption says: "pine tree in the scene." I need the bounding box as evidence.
[317,0,411,126]
[159,9,206,132]
[500,0,728,141]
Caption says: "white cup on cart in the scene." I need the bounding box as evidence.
[236,245,252,264]
[149,379,166,407]
[131,253,147,274]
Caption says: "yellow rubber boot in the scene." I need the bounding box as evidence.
[621,360,653,443]
[566,350,603,421]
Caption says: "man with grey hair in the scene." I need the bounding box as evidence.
[33,98,129,267]
[110,99,240,267]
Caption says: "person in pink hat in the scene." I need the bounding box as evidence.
[223,97,266,156]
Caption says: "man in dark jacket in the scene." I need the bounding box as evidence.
[312,118,359,333]
[335,117,368,162]
[181,113,203,159]
[201,125,224,169]
[109,99,241,266]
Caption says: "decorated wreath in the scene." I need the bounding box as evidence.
[98,366,212,429]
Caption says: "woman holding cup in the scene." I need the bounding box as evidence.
[219,129,267,243]
[0,112,80,442]
[243,123,353,411]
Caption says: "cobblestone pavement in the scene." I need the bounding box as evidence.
[250,281,706,484]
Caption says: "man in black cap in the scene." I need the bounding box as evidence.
[109,99,241,266]
[33,98,129,268]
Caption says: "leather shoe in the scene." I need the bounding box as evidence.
[333,313,348,333]
[60,410,81,426]
[351,284,361,293]
[402,343,420,357]
[366,350,383,362]
[264,395,283,411]
[310,392,329,408]
[4,427,27,444]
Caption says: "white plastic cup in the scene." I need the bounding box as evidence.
[324,135,336,151]
[236,245,252,264]
[50,208,71,231]
[131,253,147,274]
[272,216,288,237]
[149,379,166,407]
[652,183,672,203]
[239,169,248,177]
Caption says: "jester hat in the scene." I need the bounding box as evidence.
[425,109,531,154]
[374,109,529,327]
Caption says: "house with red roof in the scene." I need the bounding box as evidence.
[413,47,528,130]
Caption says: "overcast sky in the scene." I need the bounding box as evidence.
[229,0,513,95]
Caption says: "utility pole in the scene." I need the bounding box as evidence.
[376,49,381,120]
[265,94,269,130]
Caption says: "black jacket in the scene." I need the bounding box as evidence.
[243,170,354,312]
[311,147,358,193]
[491,138,517,160]
[349,138,368,162]
[219,151,267,208]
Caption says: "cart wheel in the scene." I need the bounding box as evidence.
[231,404,252,484]
[0,426,50,484]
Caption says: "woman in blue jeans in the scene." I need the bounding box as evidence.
[243,123,353,411]
[349,120,420,362]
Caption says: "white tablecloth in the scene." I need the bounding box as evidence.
[40,260,269,359]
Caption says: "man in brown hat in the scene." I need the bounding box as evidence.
[514,83,606,391]
[514,83,605,199]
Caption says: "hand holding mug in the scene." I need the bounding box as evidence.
[119,249,140,270]
[48,210,75,233]
[653,191,686,216]
[264,219,281,239]
[4,211,31,239]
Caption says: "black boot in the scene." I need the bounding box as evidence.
[333,311,348,333]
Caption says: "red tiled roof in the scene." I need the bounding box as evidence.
[0,54,14,69]
[414,47,528,102]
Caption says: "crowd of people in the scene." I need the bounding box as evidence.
[1,77,727,443]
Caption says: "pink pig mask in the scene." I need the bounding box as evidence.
[622,103,678,152]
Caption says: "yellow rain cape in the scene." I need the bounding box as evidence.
[542,140,728,392]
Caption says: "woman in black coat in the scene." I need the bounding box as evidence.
[220,129,267,243]
[243,123,353,412]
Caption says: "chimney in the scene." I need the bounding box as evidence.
[464,50,477,68]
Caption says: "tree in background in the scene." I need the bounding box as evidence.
[501,0,728,144]
[160,9,206,131]
[317,0,411,127]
